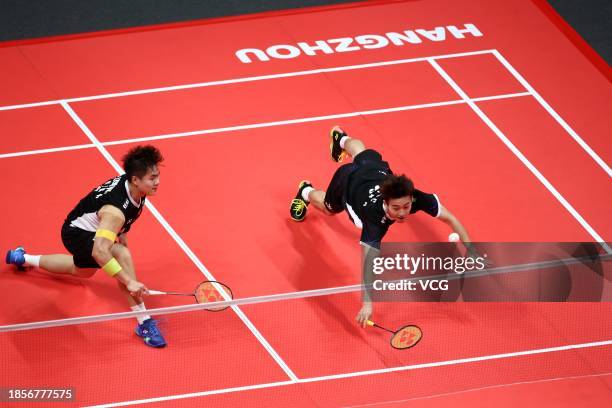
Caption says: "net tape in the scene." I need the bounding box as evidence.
[0,252,609,333]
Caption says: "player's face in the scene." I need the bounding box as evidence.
[386,196,413,223]
[134,166,160,196]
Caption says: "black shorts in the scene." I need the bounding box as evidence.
[61,224,99,269]
[323,149,389,213]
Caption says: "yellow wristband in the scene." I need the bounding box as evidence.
[95,229,117,242]
[102,258,122,277]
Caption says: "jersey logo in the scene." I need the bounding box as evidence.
[368,185,381,204]
[94,176,122,199]
[123,199,129,209]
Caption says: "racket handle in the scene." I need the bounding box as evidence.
[367,320,395,333]
[148,290,165,295]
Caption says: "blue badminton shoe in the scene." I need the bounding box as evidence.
[135,318,167,348]
[5,246,26,268]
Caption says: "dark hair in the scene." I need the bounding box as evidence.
[122,145,164,180]
[380,174,414,201]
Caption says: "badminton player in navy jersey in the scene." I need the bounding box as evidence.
[6,145,167,348]
[290,126,474,326]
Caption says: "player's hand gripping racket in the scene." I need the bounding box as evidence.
[366,320,422,349]
[148,280,233,311]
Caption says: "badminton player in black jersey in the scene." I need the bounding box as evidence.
[290,126,473,326]
[6,145,167,347]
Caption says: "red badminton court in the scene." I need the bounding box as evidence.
[0,0,610,406]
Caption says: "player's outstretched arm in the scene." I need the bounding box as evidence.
[437,205,472,244]
[356,243,380,327]
[93,205,147,296]
[437,204,484,258]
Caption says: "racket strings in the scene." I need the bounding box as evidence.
[195,281,233,311]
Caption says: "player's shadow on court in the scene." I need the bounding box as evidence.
[2,267,130,318]
[285,213,369,339]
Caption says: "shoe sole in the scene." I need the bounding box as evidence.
[329,127,346,163]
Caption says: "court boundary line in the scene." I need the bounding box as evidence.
[0,49,607,177]
[83,340,612,407]
[60,101,299,382]
[0,49,495,112]
[490,50,611,177]
[0,92,531,160]
[428,59,610,252]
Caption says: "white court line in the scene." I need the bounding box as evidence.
[491,50,612,177]
[1,48,606,178]
[0,143,95,159]
[102,92,531,147]
[0,49,496,112]
[60,101,299,382]
[85,340,612,407]
[0,92,531,160]
[342,372,612,408]
[428,59,611,254]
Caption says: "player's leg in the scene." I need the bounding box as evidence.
[330,125,366,162]
[290,163,355,221]
[290,125,369,222]
[6,246,97,276]
[306,189,331,214]
[40,254,98,277]
[290,181,335,221]
[111,243,166,348]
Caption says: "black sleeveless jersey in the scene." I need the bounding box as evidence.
[64,174,145,234]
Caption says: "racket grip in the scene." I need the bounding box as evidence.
[148,290,165,295]
[366,320,375,327]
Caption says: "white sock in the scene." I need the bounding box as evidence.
[23,254,41,268]
[301,186,314,202]
[339,136,351,149]
[131,303,151,325]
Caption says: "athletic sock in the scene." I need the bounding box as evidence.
[23,254,41,268]
[131,303,151,325]
[339,136,351,149]
[302,186,315,202]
